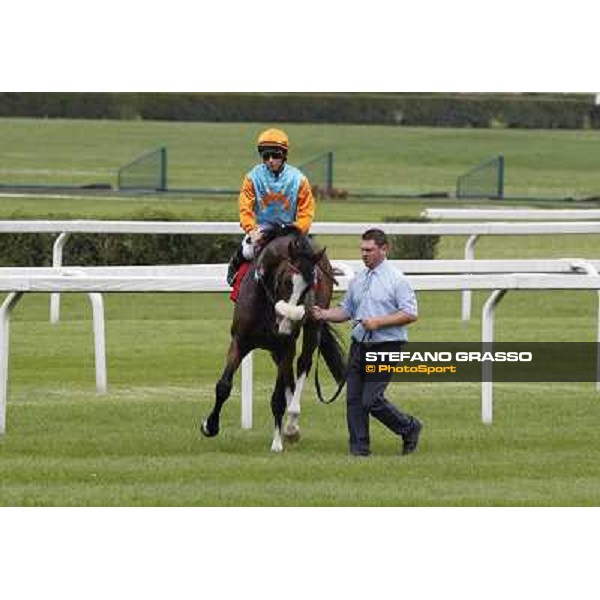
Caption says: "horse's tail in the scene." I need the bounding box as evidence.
[318,322,347,385]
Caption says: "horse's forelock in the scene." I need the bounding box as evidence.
[289,236,317,285]
[293,235,315,260]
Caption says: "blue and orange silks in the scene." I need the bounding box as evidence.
[239,163,314,235]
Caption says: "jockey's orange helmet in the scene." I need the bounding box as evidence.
[257,128,289,153]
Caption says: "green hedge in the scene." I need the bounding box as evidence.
[384,216,440,260]
[0,209,241,267]
[1,92,599,129]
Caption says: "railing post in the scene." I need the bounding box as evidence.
[462,234,479,321]
[61,270,108,394]
[481,289,507,424]
[88,293,107,394]
[0,292,24,435]
[50,232,70,324]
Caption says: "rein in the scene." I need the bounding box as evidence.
[314,323,373,404]
[314,321,351,405]
[255,260,300,308]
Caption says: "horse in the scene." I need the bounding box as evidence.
[200,225,346,452]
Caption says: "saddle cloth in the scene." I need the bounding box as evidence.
[229,261,252,303]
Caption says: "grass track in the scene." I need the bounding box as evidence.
[2,381,599,506]
[1,290,600,506]
[1,117,600,505]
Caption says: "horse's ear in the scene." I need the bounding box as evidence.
[313,248,326,265]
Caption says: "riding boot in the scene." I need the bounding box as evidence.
[226,245,245,286]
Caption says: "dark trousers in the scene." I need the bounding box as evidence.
[346,341,415,455]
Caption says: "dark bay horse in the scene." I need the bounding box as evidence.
[200,226,346,452]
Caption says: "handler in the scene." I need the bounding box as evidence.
[311,228,423,457]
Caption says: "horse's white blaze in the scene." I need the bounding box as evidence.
[271,427,284,453]
[277,273,308,335]
[289,273,308,306]
[289,272,308,306]
[284,372,306,437]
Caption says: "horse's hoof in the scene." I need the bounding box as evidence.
[200,420,219,438]
[283,428,301,444]
[270,439,284,453]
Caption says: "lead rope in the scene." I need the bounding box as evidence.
[315,269,374,404]
[314,322,347,404]
[314,325,371,405]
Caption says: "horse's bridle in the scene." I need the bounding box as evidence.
[259,258,314,310]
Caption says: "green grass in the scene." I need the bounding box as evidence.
[2,117,600,198]
[3,381,598,506]
[1,117,600,505]
[1,289,600,506]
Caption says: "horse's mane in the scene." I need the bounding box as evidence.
[260,223,302,247]
[258,225,315,268]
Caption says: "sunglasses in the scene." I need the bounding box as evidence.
[261,150,284,160]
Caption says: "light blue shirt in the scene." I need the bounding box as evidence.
[340,260,418,343]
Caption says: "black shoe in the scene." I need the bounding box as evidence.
[226,246,244,286]
[402,419,423,455]
[226,263,237,286]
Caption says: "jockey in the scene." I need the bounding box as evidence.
[227,128,316,291]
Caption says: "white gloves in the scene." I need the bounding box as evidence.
[248,228,263,244]
[242,228,264,260]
